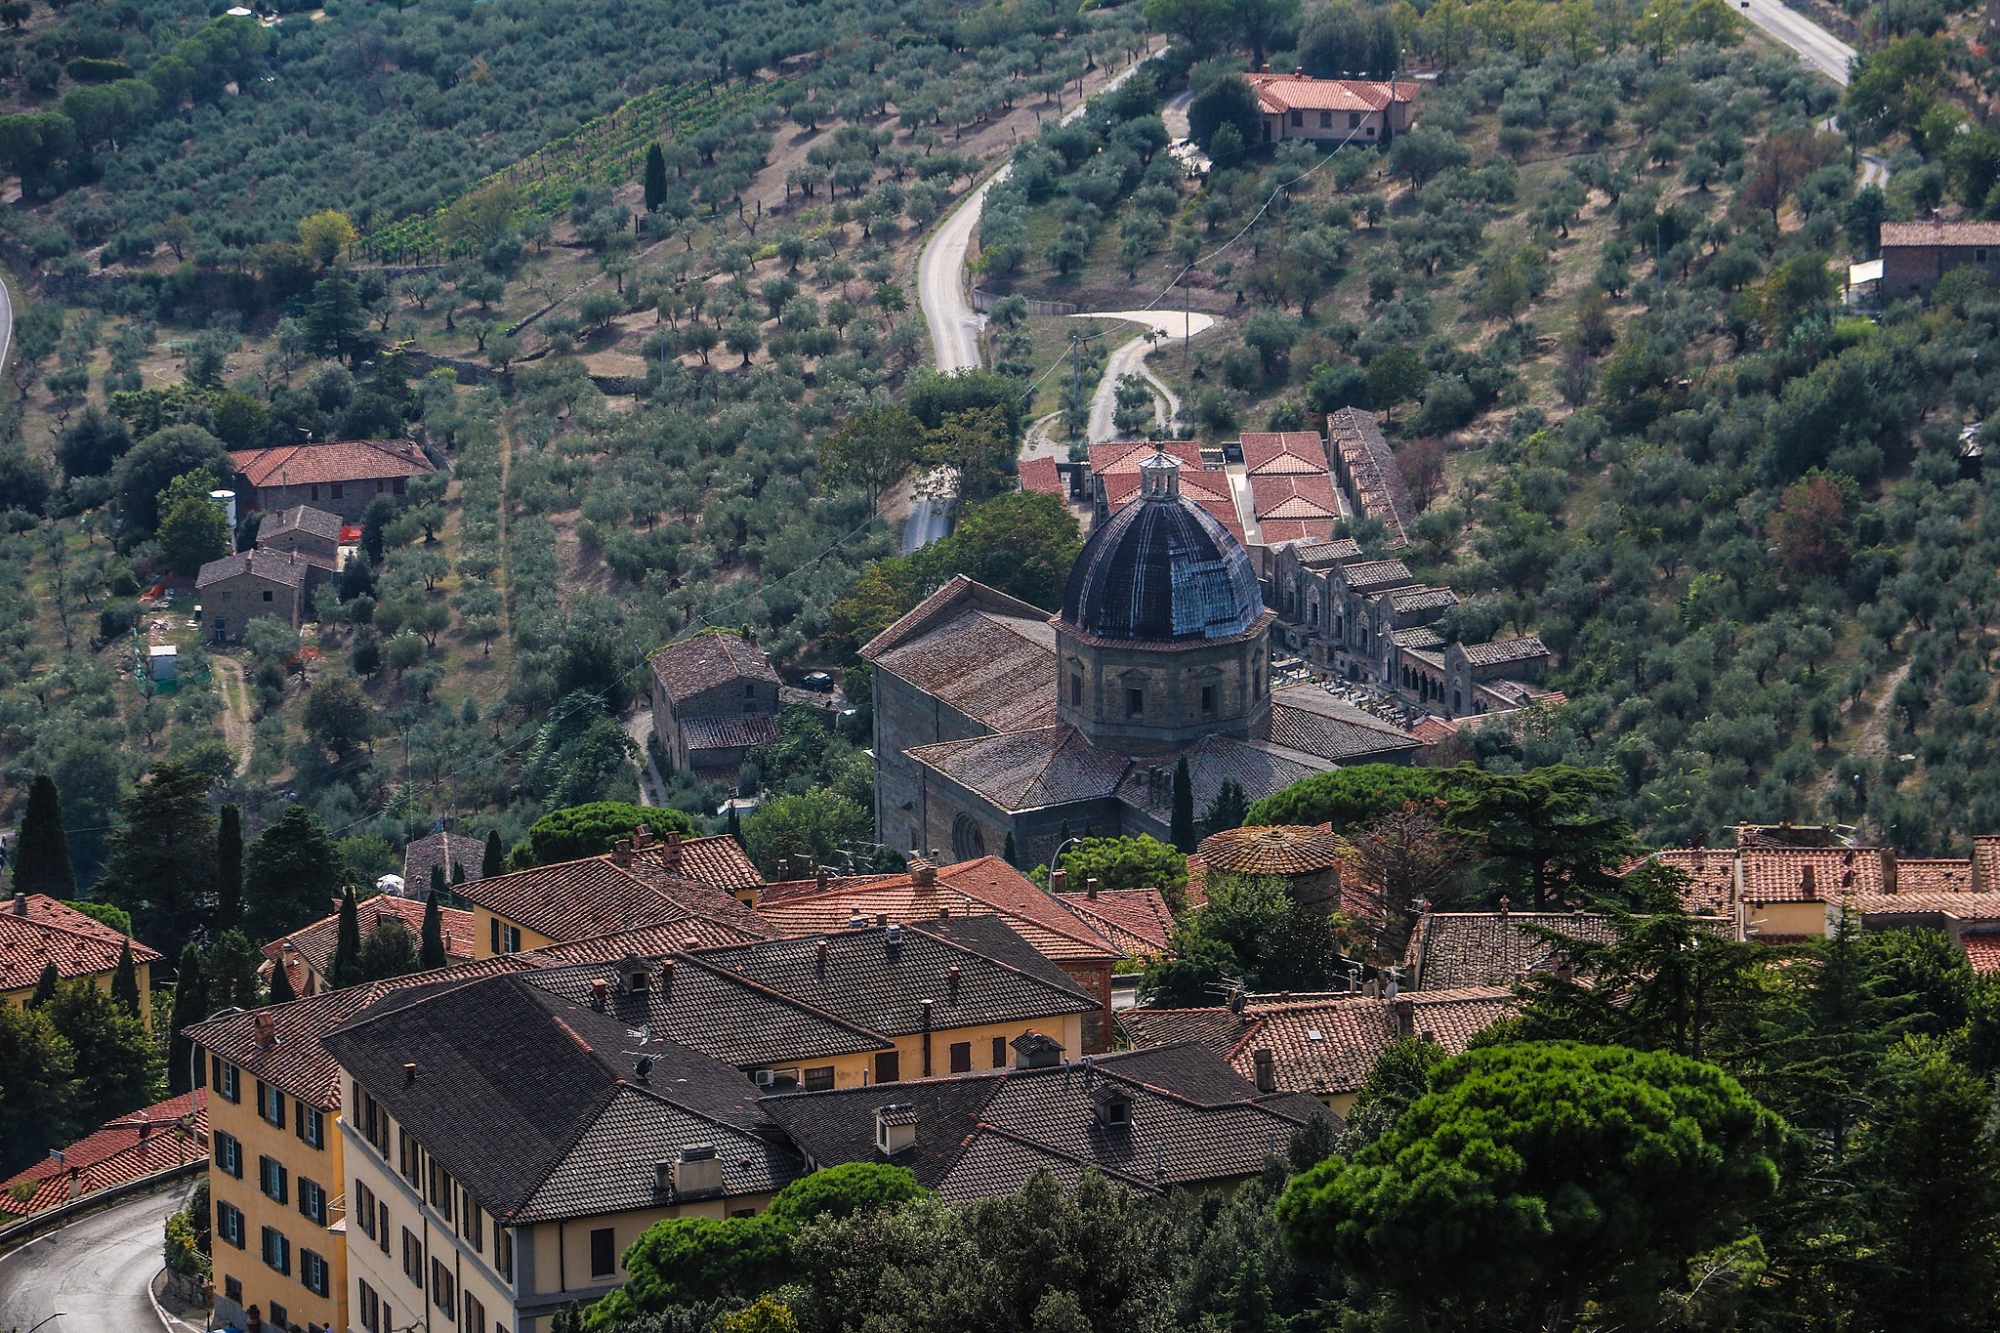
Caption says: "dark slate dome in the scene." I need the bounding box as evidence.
[1060,452,1264,642]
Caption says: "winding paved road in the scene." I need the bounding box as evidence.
[1738,0,1855,83]
[0,1180,195,1333]
[1077,310,1214,441]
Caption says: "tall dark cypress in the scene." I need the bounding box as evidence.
[13,773,75,899]
[28,960,58,1008]
[216,804,244,930]
[167,943,206,1094]
[327,888,363,989]
[483,829,503,880]
[266,954,296,1005]
[110,939,140,1014]
[1170,756,1196,854]
[420,891,447,970]
[644,142,669,214]
[1003,831,1019,869]
[430,863,447,901]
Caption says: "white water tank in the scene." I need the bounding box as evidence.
[210,490,238,529]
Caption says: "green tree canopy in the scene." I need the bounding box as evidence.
[243,805,346,944]
[97,761,218,949]
[13,773,76,899]
[525,801,695,866]
[1278,1042,1784,1331]
[741,790,871,878]
[112,425,229,534]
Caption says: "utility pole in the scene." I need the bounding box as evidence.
[1069,331,1083,440]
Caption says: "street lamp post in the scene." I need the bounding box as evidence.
[1051,837,1083,887]
[24,1314,67,1333]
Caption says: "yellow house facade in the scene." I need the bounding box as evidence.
[324,972,805,1333]
[0,892,160,1021]
[205,1033,347,1333]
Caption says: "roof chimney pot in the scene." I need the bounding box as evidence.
[817,866,829,893]
[11,893,25,915]
[1051,868,1068,893]
[948,964,960,999]
[1393,996,1415,1041]
[404,1061,418,1086]
[1252,1048,1277,1093]
[661,959,675,989]
[1086,877,1100,900]
[910,859,937,888]
[591,978,609,1010]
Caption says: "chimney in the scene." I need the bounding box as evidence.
[910,859,937,887]
[611,839,633,865]
[661,830,682,871]
[848,911,868,928]
[816,940,829,972]
[920,998,934,1075]
[1393,997,1415,1041]
[1252,1049,1276,1093]
[1497,896,1509,919]
[11,892,25,915]
[660,959,675,990]
[816,866,829,893]
[404,1062,418,1086]
[591,978,609,1010]
[948,964,960,1000]
[255,1013,276,1046]
[885,923,904,960]
[669,1144,723,1198]
[1881,848,1898,895]
[1800,865,1817,898]
[633,823,654,850]
[1050,868,1068,893]
[1086,877,1100,900]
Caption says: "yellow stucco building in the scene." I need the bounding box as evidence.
[0,892,159,1019]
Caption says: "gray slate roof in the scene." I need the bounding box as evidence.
[323,972,796,1221]
[760,1042,1326,1201]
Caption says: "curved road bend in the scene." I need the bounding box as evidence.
[1078,310,1215,442]
[0,1180,196,1333]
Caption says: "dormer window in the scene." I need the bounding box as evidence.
[1092,1086,1133,1129]
[875,1105,918,1155]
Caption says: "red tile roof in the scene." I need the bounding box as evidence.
[1881,220,2000,248]
[649,632,780,704]
[1250,473,1340,524]
[1240,432,1330,475]
[1894,859,1976,894]
[645,835,763,894]
[0,1091,208,1215]
[1196,825,1342,877]
[681,713,784,751]
[0,895,160,992]
[262,895,477,988]
[1018,455,1063,495]
[756,857,1122,962]
[1091,441,1245,543]
[1855,892,2000,920]
[455,853,773,947]
[1639,849,1738,916]
[230,438,434,488]
[1740,847,1887,902]
[1244,73,1420,115]
[1055,888,1175,955]
[1963,931,2000,974]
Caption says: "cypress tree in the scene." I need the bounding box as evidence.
[28,960,58,1008]
[14,773,75,899]
[483,829,503,879]
[420,892,447,970]
[1171,757,1197,854]
[266,954,296,1005]
[644,142,669,213]
[167,943,206,1094]
[110,939,140,1014]
[1003,831,1019,869]
[450,858,466,886]
[216,803,244,930]
[327,887,363,989]
[726,803,742,843]
[430,862,446,900]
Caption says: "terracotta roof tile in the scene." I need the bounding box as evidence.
[1256,519,1338,544]
[681,713,784,751]
[1854,892,2000,920]
[1740,847,1887,902]
[1251,473,1340,523]
[649,632,779,704]
[756,857,1122,963]
[0,896,160,992]
[1881,220,2000,248]
[1963,931,2000,974]
[1196,825,1342,877]
[1894,859,1976,894]
[455,853,773,946]
[1287,538,1363,566]
[1636,849,1738,915]
[262,895,476,984]
[1055,888,1175,955]
[1339,559,1414,592]
[1239,432,1330,475]
[0,1090,208,1215]
[654,835,763,893]
[1018,455,1063,495]
[230,439,433,488]
[1226,989,1510,1096]
[1245,73,1420,114]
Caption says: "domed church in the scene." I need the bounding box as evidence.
[862,450,1424,869]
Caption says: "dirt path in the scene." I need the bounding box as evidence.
[211,654,254,777]
[1074,310,1214,441]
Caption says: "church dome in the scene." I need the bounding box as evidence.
[1060,451,1264,642]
